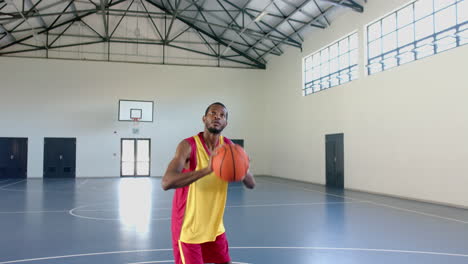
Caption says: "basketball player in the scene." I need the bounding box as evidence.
[162,102,256,264]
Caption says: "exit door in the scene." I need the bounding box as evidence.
[121,138,151,177]
[44,138,76,178]
[326,134,344,189]
[0,138,28,179]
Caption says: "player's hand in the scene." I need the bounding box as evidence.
[200,150,217,176]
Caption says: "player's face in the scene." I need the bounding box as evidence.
[203,105,228,134]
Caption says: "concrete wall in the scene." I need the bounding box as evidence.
[0,57,267,177]
[262,0,468,207]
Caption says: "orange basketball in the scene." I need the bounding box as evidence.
[212,144,249,182]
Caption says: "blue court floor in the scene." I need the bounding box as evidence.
[0,176,467,264]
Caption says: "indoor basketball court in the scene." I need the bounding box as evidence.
[1,0,467,263]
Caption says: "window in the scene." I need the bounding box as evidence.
[303,32,358,96]
[367,0,467,75]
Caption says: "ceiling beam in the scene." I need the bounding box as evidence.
[256,3,340,60]
[222,0,302,47]
[243,0,314,55]
[99,0,109,39]
[144,0,265,69]
[0,0,127,50]
[320,0,363,13]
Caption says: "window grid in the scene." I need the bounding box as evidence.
[367,0,468,75]
[303,32,358,96]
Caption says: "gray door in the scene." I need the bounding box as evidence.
[0,138,28,179]
[44,138,76,178]
[326,134,344,189]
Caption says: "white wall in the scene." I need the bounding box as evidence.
[263,0,468,207]
[0,57,267,177]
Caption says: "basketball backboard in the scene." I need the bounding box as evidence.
[118,100,154,122]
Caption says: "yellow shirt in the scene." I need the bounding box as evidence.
[179,133,229,243]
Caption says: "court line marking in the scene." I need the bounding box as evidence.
[0,249,171,264]
[76,201,360,211]
[128,261,250,264]
[258,178,468,225]
[76,179,89,188]
[0,180,25,189]
[0,210,68,214]
[1,246,468,264]
[0,201,361,215]
[128,261,174,264]
[232,247,468,257]
[68,203,171,221]
[226,201,361,208]
[67,201,363,221]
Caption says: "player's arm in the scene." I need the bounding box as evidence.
[161,140,212,191]
[242,170,255,189]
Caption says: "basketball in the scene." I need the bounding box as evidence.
[212,144,249,182]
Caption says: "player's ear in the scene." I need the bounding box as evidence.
[202,115,206,123]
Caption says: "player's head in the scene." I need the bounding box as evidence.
[203,102,228,134]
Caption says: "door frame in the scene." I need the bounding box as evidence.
[120,138,151,177]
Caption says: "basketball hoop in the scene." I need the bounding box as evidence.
[131,117,141,134]
[132,117,141,125]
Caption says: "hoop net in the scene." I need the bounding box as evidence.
[132,117,141,126]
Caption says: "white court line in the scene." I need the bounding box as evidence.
[0,249,172,264]
[231,247,468,257]
[0,210,68,214]
[226,201,361,208]
[0,180,25,189]
[68,203,171,221]
[362,201,468,225]
[128,261,174,264]
[77,179,89,188]
[67,201,361,221]
[1,246,468,264]
[256,178,360,201]
[258,178,468,225]
[129,261,251,264]
[71,201,359,213]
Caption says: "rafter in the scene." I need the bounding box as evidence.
[144,0,265,69]
[243,0,314,55]
[216,0,266,60]
[139,0,164,40]
[0,0,127,51]
[222,0,302,47]
[99,0,109,39]
[0,0,365,69]
[256,3,340,60]
[320,0,363,13]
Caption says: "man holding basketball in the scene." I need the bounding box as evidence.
[162,102,255,264]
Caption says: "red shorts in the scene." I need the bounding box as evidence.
[174,233,231,264]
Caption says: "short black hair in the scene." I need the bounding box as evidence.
[204,102,228,118]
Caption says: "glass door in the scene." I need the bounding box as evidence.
[121,139,150,177]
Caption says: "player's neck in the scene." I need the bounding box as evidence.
[203,131,220,150]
